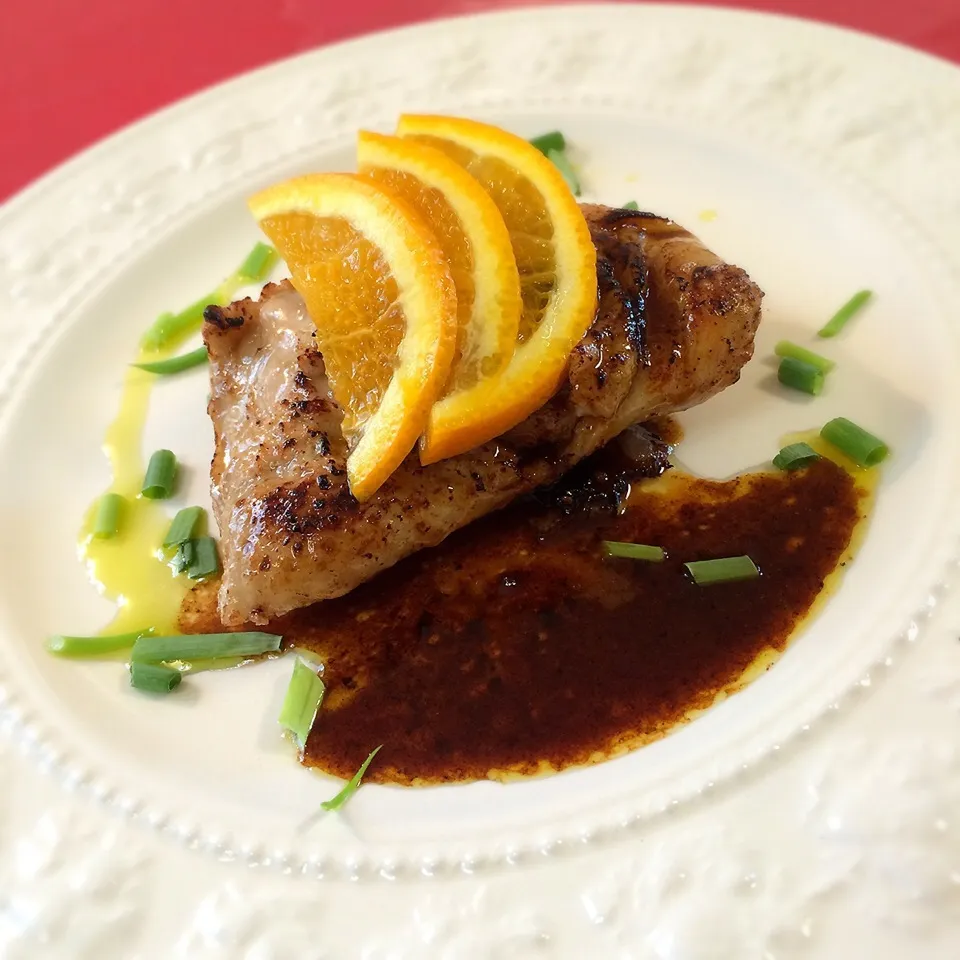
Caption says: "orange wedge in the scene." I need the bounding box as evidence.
[396,115,597,464]
[248,173,457,501]
[357,130,521,397]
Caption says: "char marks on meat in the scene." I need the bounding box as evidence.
[203,206,763,625]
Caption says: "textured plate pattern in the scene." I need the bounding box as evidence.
[2,4,960,955]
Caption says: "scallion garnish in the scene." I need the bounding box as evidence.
[772,442,821,471]
[778,356,825,396]
[545,148,581,196]
[622,200,640,211]
[186,536,221,580]
[141,295,219,352]
[818,289,873,338]
[774,340,835,374]
[47,627,154,658]
[140,243,279,352]
[175,656,247,674]
[603,541,666,561]
[131,631,282,663]
[279,658,326,748]
[92,492,125,539]
[321,745,383,812]
[529,130,566,155]
[236,242,278,282]
[820,417,889,467]
[130,661,182,693]
[141,449,178,499]
[163,506,206,547]
[133,346,208,376]
[685,556,760,585]
[172,539,195,574]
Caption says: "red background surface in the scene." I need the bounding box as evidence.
[2,0,959,202]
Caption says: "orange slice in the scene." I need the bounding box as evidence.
[396,115,597,464]
[357,130,521,397]
[248,173,457,501]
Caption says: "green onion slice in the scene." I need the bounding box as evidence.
[685,556,760,585]
[92,492,125,539]
[140,294,220,352]
[774,340,835,374]
[622,200,640,211]
[778,357,825,396]
[529,130,566,155]
[818,289,873,338]
[131,631,282,663]
[820,417,889,467]
[545,147,581,196]
[603,541,666,561]
[235,242,277,283]
[772,442,821,471]
[130,661,182,693]
[321,745,383,812]
[139,243,280,353]
[172,540,195,574]
[279,658,326,748]
[164,656,247,674]
[141,449,178,499]
[186,536,221,580]
[133,346,208,375]
[47,627,154,658]
[163,506,206,547]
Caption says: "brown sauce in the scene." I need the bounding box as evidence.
[181,427,871,786]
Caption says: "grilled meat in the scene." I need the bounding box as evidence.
[202,206,763,625]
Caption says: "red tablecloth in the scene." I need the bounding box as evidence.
[3,0,959,202]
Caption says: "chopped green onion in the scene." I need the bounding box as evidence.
[773,442,821,471]
[46,627,154,658]
[321,745,383,812]
[603,541,666,561]
[141,449,178,499]
[92,493,125,539]
[130,661,182,693]
[279,658,326,748]
[140,294,220,352]
[774,340,835,374]
[778,357,825,396]
[235,242,277,283]
[163,506,206,547]
[545,148,581,196]
[529,130,566,154]
[622,200,640,211]
[172,539,195,574]
[685,556,760,585]
[133,346,208,375]
[187,536,221,580]
[820,417,889,467]
[818,289,873,338]
[164,656,247,674]
[131,631,282,663]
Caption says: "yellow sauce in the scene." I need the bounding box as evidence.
[78,351,189,635]
[699,208,719,222]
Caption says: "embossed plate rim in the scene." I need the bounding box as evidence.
[2,3,960,885]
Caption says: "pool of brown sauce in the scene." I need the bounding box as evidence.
[181,423,872,786]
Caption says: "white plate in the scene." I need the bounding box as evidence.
[2,5,960,956]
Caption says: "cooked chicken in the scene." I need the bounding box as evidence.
[202,206,763,625]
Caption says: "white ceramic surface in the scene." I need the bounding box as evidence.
[2,5,960,956]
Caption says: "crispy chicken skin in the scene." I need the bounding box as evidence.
[203,206,763,625]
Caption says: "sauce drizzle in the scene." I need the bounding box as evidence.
[184,427,872,786]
